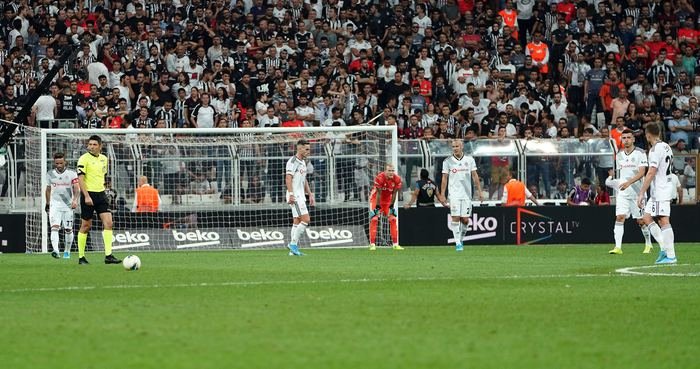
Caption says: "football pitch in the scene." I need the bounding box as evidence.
[1,245,699,369]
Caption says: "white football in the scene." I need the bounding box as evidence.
[579,202,590,206]
[123,255,141,271]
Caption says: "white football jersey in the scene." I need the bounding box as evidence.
[615,148,648,198]
[442,154,477,200]
[285,155,308,197]
[47,169,78,210]
[647,141,674,201]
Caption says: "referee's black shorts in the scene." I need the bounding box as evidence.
[81,191,111,220]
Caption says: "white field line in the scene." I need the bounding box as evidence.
[615,263,700,277]
[0,273,614,294]
[4,265,698,294]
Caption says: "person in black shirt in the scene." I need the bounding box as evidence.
[82,106,103,129]
[58,86,78,120]
[404,169,437,208]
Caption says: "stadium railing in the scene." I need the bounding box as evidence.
[0,135,698,212]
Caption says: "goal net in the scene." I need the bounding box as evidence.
[23,125,398,253]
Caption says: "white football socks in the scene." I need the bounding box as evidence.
[50,229,60,253]
[613,222,624,249]
[291,222,307,245]
[290,224,298,244]
[451,222,461,245]
[661,225,675,258]
[64,231,74,253]
[640,224,652,247]
[647,223,665,251]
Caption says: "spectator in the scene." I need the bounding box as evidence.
[668,108,692,147]
[594,186,611,206]
[1,0,691,206]
[567,178,595,206]
[190,92,216,128]
[32,93,57,128]
[552,181,569,200]
[670,172,683,204]
[190,171,215,195]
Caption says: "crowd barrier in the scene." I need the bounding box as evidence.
[2,205,698,252]
[399,205,700,246]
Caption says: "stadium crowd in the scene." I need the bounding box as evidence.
[0,0,698,202]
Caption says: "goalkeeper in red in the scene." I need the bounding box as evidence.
[368,164,403,251]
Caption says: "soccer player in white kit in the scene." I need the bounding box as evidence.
[45,153,79,259]
[606,129,654,254]
[285,139,315,256]
[637,124,677,264]
[438,139,483,251]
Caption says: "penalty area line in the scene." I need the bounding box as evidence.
[0,273,617,294]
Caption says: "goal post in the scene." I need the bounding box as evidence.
[24,125,399,253]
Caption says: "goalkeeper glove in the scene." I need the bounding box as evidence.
[389,208,397,217]
[369,208,380,218]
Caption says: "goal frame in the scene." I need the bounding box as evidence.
[38,126,399,253]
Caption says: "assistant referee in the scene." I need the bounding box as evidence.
[76,135,121,265]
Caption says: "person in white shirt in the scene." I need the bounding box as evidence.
[637,123,677,264]
[438,139,483,251]
[416,48,434,80]
[606,130,654,254]
[32,93,57,128]
[323,107,346,127]
[258,106,281,127]
[45,152,79,259]
[294,95,315,126]
[377,57,397,84]
[549,91,568,123]
[412,4,432,36]
[670,172,683,204]
[285,140,315,256]
[255,93,270,121]
[466,92,490,124]
[190,93,216,128]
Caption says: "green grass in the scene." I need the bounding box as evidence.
[1,245,699,369]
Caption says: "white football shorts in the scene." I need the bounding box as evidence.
[49,207,74,229]
[449,198,472,218]
[287,194,309,218]
[644,199,671,217]
[616,196,643,219]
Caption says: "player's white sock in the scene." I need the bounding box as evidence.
[613,222,624,249]
[640,224,652,246]
[661,225,675,258]
[291,222,307,245]
[289,224,298,244]
[64,231,74,253]
[451,222,461,244]
[50,229,60,253]
[647,223,665,251]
